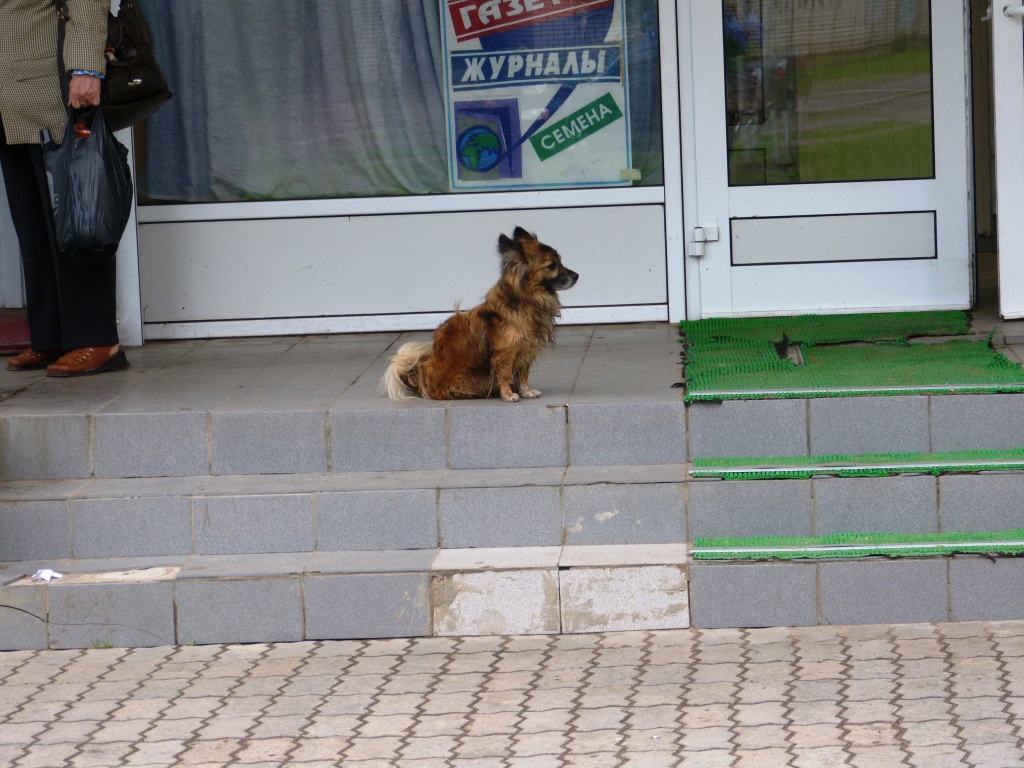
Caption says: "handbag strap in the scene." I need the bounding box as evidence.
[53,0,70,110]
[108,1,153,68]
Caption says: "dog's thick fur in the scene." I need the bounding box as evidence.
[381,227,578,402]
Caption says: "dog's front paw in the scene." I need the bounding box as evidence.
[502,392,520,403]
[520,387,542,399]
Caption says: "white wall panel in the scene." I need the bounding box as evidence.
[138,206,667,326]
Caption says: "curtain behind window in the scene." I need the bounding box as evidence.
[140,1,448,202]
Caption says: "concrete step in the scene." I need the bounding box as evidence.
[4,464,1024,563]
[0,544,690,650]
[688,470,1024,540]
[5,542,1023,649]
[2,325,1023,482]
[688,392,1024,459]
[0,465,688,563]
[689,554,1024,630]
[0,396,689,480]
[0,324,687,481]
[6,386,1024,481]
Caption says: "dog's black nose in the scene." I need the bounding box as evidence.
[557,274,581,290]
[545,268,578,292]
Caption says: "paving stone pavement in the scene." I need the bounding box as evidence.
[2,621,1024,767]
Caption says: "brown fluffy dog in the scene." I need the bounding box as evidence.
[381,227,578,402]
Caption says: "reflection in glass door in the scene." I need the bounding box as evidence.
[684,0,970,318]
[723,0,934,186]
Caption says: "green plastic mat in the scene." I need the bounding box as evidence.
[692,530,1024,561]
[678,311,1024,402]
[691,447,1024,479]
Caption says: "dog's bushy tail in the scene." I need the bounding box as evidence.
[380,341,432,400]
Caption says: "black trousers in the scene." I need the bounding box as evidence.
[0,118,118,350]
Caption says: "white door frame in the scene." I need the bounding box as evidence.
[680,0,973,319]
[992,0,1024,318]
[109,0,143,345]
[662,0,688,324]
[677,0,702,320]
[116,128,143,345]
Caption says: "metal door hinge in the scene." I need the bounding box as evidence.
[687,226,720,258]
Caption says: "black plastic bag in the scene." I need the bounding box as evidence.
[40,108,133,263]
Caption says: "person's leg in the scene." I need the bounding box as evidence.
[0,124,63,352]
[26,146,119,349]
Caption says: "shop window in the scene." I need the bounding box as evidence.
[723,0,934,186]
[136,1,662,204]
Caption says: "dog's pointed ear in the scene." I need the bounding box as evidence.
[498,232,528,275]
[512,226,535,241]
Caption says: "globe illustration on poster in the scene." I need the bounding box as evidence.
[457,125,502,172]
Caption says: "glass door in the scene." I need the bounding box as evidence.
[684,0,971,318]
[992,0,1024,318]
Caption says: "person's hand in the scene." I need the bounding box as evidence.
[68,74,101,109]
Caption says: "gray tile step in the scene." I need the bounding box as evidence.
[6,389,1024,481]
[4,546,1022,649]
[0,466,686,562]
[688,393,1024,459]
[0,324,687,480]
[689,555,1024,629]
[0,544,690,650]
[688,471,1024,539]
[0,398,688,480]
[3,465,1023,564]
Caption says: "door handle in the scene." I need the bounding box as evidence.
[1004,3,1024,17]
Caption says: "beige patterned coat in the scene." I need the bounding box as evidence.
[0,0,109,145]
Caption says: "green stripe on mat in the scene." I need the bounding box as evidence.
[691,447,1024,479]
[692,530,1024,561]
[679,310,968,347]
[679,311,1024,403]
[686,383,1024,403]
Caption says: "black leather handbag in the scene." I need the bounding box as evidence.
[101,0,172,131]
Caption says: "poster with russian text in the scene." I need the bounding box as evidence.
[442,0,632,191]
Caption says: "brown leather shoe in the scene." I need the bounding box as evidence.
[7,348,63,371]
[46,345,130,377]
